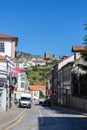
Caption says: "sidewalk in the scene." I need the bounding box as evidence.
[0,104,26,130]
[51,105,87,117]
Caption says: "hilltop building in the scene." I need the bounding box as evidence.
[44,52,51,59]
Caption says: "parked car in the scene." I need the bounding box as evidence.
[42,100,51,107]
[39,99,44,105]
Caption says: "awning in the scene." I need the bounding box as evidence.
[10,68,22,73]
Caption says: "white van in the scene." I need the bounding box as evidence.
[19,93,32,108]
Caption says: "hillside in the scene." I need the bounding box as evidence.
[16,51,43,60]
[16,51,59,85]
[29,66,51,85]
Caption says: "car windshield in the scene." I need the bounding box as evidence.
[21,97,31,101]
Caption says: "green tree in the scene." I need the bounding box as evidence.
[39,90,45,98]
[78,23,87,70]
[52,58,59,65]
[81,23,87,61]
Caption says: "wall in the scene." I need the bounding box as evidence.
[11,41,15,59]
[0,40,16,59]
[70,96,87,110]
[0,41,11,57]
[14,71,29,101]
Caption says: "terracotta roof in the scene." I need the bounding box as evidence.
[0,33,18,46]
[29,85,46,91]
[0,55,6,60]
[61,56,69,61]
[40,86,46,90]
[72,46,87,52]
[29,85,39,91]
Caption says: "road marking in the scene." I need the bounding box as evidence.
[4,112,26,130]
[0,109,27,130]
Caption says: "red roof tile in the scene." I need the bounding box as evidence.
[72,46,87,52]
[0,33,18,46]
[29,85,46,91]
[40,86,46,90]
[61,56,69,61]
[29,85,39,91]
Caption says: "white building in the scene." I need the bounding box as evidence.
[0,55,15,111]
[0,33,18,111]
[13,68,29,101]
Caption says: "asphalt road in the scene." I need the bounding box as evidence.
[3,101,87,130]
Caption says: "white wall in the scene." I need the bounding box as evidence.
[0,41,11,57]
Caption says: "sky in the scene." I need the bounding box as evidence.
[0,0,87,57]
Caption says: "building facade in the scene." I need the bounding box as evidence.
[0,34,18,111]
[44,52,51,59]
[70,46,87,110]
[13,68,29,101]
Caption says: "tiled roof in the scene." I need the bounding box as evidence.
[29,85,39,91]
[29,85,46,91]
[72,46,87,52]
[61,56,69,61]
[40,86,46,90]
[0,55,6,60]
[0,33,18,46]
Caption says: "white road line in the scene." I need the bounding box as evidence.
[0,109,26,128]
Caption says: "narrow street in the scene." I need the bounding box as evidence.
[2,101,87,130]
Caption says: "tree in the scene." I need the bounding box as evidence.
[52,58,59,65]
[78,23,87,71]
[39,90,45,98]
[81,23,87,60]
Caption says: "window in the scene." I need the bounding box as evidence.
[21,82,25,88]
[0,43,4,52]
[21,73,25,81]
[21,76,25,81]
